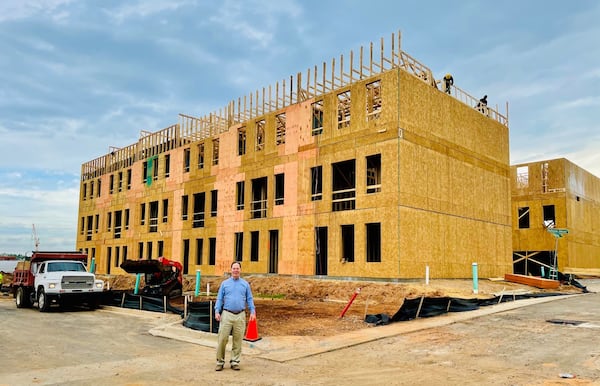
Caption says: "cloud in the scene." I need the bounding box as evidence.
[0,0,74,23]
[105,0,193,24]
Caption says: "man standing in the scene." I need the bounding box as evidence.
[214,262,256,371]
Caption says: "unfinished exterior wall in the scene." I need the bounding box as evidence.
[77,32,512,279]
[511,158,600,275]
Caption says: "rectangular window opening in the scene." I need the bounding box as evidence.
[211,190,218,217]
[196,238,203,265]
[366,80,382,121]
[193,192,205,228]
[162,199,168,223]
[212,139,219,166]
[275,173,285,205]
[312,100,324,135]
[518,207,530,229]
[366,223,381,262]
[236,181,245,210]
[181,195,188,221]
[276,113,286,145]
[255,119,265,151]
[197,143,205,169]
[366,154,382,193]
[238,127,246,156]
[209,238,216,266]
[235,232,243,262]
[184,148,191,172]
[149,201,159,232]
[332,159,356,211]
[341,224,355,263]
[311,166,322,201]
[251,177,268,219]
[337,90,351,129]
[250,231,259,262]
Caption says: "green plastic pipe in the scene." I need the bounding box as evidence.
[134,273,141,295]
[89,258,95,273]
[472,262,479,294]
[195,270,201,296]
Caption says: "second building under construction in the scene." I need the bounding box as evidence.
[77,32,512,279]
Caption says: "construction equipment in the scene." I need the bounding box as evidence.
[120,257,183,298]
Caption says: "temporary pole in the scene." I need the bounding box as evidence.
[340,288,361,318]
[195,269,201,296]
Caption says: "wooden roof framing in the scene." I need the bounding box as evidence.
[81,30,509,179]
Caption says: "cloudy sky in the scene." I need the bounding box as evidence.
[1,0,599,254]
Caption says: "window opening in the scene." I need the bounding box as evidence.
[209,238,216,265]
[114,210,122,239]
[181,195,188,220]
[332,159,356,211]
[193,192,205,228]
[275,173,284,205]
[236,181,245,210]
[184,148,190,172]
[341,225,355,263]
[86,216,93,241]
[152,156,159,181]
[366,80,382,121]
[311,166,322,201]
[115,246,120,268]
[255,119,265,150]
[146,241,153,260]
[366,223,381,262]
[212,139,219,165]
[516,166,528,188]
[197,143,204,169]
[276,113,286,145]
[238,127,246,156]
[149,201,159,232]
[337,90,351,129]
[165,154,170,178]
[126,169,131,190]
[543,205,556,228]
[140,203,146,225]
[211,190,218,217]
[235,232,243,262]
[109,174,115,194]
[138,242,143,260]
[95,214,99,233]
[250,231,259,262]
[124,209,129,230]
[90,181,94,198]
[518,207,530,229]
[97,179,101,197]
[312,100,324,135]
[182,240,189,274]
[107,212,112,232]
[158,241,164,257]
[366,154,382,193]
[162,199,168,223]
[118,171,123,192]
[251,177,268,219]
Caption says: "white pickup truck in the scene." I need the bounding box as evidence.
[12,252,104,311]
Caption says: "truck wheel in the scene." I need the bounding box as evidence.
[16,287,31,308]
[37,289,50,312]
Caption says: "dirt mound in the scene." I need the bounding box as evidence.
[101,274,584,336]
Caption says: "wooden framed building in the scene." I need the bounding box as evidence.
[77,32,512,279]
[512,158,600,276]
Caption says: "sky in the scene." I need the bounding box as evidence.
[1,0,599,254]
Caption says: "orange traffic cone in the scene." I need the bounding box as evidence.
[244,318,261,342]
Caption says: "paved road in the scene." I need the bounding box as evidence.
[1,282,599,385]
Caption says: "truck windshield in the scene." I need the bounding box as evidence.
[47,262,87,272]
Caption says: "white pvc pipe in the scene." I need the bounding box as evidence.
[425,265,430,285]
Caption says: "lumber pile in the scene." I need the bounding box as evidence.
[504,273,559,289]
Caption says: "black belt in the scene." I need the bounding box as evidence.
[224,309,244,315]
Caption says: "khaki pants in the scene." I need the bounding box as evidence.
[216,310,246,365]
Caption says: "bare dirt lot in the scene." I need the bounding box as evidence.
[103,274,586,337]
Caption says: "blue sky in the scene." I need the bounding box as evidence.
[1,0,599,254]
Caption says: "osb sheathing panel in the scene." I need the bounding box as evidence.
[511,158,600,270]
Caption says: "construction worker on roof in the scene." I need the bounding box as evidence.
[443,73,453,94]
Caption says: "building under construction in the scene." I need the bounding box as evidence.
[77,31,512,279]
[512,158,600,277]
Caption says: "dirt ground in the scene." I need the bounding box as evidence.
[101,274,586,337]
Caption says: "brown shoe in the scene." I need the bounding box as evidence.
[215,364,224,371]
[231,364,240,371]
